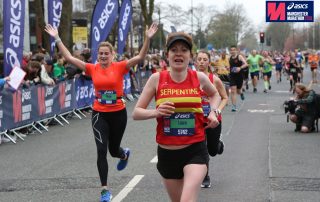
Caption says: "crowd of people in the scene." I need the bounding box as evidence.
[1,22,320,201]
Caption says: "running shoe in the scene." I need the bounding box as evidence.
[117,148,130,171]
[253,88,257,93]
[269,85,271,90]
[217,140,224,155]
[100,189,112,202]
[263,89,267,93]
[201,175,211,188]
[231,105,237,112]
[240,93,245,100]
[246,83,249,90]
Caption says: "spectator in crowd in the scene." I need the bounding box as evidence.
[23,61,42,87]
[0,76,10,89]
[65,50,83,80]
[53,56,67,82]
[81,48,92,63]
[151,55,162,73]
[41,58,55,85]
[160,56,168,71]
[32,53,55,86]
[22,51,32,71]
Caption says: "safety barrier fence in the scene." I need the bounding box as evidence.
[0,78,95,144]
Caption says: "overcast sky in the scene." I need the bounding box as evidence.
[156,0,320,31]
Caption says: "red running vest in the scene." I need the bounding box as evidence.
[200,73,222,122]
[155,69,205,145]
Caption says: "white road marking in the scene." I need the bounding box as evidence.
[274,90,291,94]
[248,109,275,113]
[150,155,158,163]
[112,175,144,202]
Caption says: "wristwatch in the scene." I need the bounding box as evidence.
[214,109,221,116]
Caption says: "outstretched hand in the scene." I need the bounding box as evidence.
[44,24,59,38]
[145,23,158,39]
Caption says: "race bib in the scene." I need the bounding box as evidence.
[163,113,195,136]
[252,64,258,69]
[231,67,238,73]
[96,90,117,104]
[263,65,269,71]
[290,68,297,73]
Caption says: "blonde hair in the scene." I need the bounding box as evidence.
[98,41,114,53]
[295,83,311,99]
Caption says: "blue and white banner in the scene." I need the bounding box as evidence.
[75,78,94,108]
[117,0,132,55]
[3,0,26,76]
[90,0,119,63]
[0,78,90,131]
[123,73,131,95]
[48,0,63,56]
[266,0,314,22]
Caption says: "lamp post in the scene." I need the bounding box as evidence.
[191,0,193,36]
[138,13,143,49]
[158,7,162,52]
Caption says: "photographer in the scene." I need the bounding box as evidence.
[289,83,317,133]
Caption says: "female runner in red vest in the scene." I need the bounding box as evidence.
[45,23,158,202]
[196,50,228,188]
[133,32,220,202]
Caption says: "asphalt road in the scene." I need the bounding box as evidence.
[1,69,320,202]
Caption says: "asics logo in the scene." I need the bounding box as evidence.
[175,114,191,119]
[287,2,308,10]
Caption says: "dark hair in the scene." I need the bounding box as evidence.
[196,50,211,62]
[230,45,237,49]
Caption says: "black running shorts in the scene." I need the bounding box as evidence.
[156,141,209,179]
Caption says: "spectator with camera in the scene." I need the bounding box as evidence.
[289,83,318,133]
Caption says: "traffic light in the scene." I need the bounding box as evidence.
[260,32,265,43]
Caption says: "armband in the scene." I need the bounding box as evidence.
[55,37,62,44]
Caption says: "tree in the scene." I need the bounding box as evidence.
[59,1,73,51]
[193,29,207,49]
[33,0,46,50]
[265,23,290,51]
[30,1,73,52]
[139,0,154,29]
[206,3,250,49]
[239,28,259,51]
[284,33,305,51]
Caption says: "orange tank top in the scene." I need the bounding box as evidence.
[85,61,129,112]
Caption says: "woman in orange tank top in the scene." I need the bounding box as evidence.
[133,32,220,202]
[45,23,158,202]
